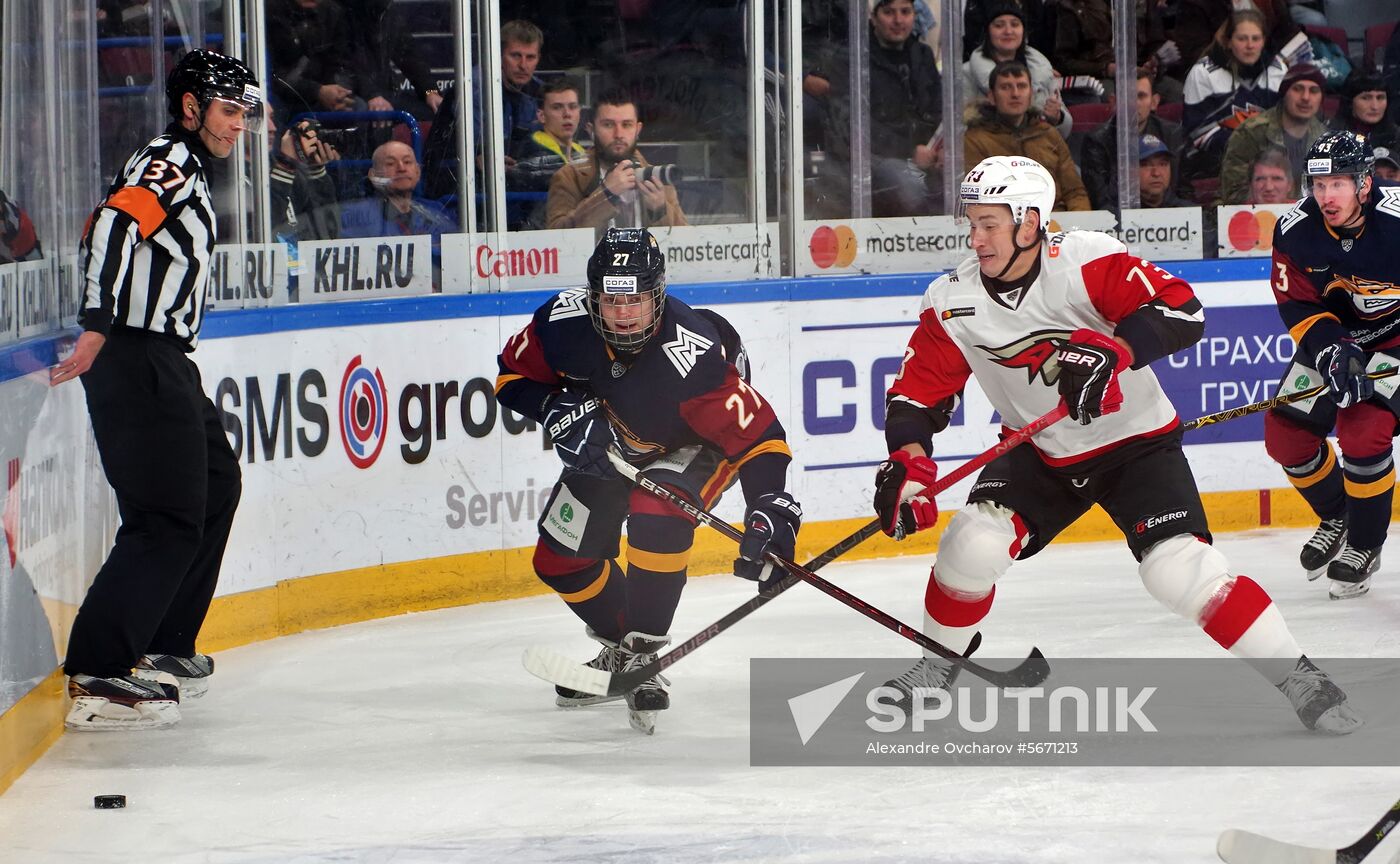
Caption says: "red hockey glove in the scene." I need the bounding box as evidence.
[873,450,940,540]
[1055,329,1130,425]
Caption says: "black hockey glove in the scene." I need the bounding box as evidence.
[873,450,940,540]
[1055,329,1129,425]
[734,492,803,586]
[543,392,617,477]
[1315,341,1372,408]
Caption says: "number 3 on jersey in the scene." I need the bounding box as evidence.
[725,378,764,429]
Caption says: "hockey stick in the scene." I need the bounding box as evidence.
[1184,367,1400,431]
[1217,796,1400,864]
[522,404,1068,697]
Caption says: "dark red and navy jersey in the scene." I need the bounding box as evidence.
[1271,178,1400,362]
[496,291,791,496]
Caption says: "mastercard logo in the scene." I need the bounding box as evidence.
[1225,209,1278,252]
[809,225,858,268]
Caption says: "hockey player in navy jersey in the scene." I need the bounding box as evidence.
[872,155,1360,734]
[495,228,799,732]
[1264,131,1400,600]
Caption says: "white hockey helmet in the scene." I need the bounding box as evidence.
[959,156,1056,226]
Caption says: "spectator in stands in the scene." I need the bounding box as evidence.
[867,0,943,217]
[271,119,342,243]
[422,19,544,199]
[1082,67,1187,210]
[1167,0,1306,83]
[545,89,687,233]
[962,0,1053,61]
[1181,10,1288,180]
[1137,134,1187,208]
[1374,147,1400,182]
[508,77,588,230]
[340,141,458,239]
[1332,71,1398,152]
[1246,148,1296,204]
[0,186,42,264]
[1219,64,1327,204]
[964,0,1073,139]
[340,0,444,117]
[964,61,1091,210]
[1050,0,1114,89]
[266,0,362,119]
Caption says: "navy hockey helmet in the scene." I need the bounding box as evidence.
[1303,130,1373,193]
[585,228,666,352]
[166,50,264,129]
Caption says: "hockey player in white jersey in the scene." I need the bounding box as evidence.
[873,155,1361,734]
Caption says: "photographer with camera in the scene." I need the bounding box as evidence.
[271,118,343,242]
[546,89,687,234]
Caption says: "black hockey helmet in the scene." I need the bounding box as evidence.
[585,228,667,352]
[166,50,263,127]
[1303,130,1373,191]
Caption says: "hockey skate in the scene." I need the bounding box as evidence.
[619,631,671,735]
[135,653,214,699]
[1299,516,1346,581]
[1327,543,1380,600]
[1276,656,1363,735]
[881,655,964,715]
[65,673,181,731]
[554,628,625,708]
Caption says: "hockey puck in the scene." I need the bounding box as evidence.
[94,795,126,809]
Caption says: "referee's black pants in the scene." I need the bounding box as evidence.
[64,328,241,678]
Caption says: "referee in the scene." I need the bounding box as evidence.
[50,50,261,730]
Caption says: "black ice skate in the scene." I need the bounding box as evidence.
[881,655,964,715]
[554,628,625,708]
[65,673,181,731]
[1275,656,1363,735]
[1327,543,1380,600]
[620,631,672,735]
[1299,516,1346,581]
[135,653,214,699]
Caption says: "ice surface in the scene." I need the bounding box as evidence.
[2,528,1399,864]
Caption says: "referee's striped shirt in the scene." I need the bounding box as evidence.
[78,123,218,350]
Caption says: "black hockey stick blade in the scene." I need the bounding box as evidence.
[1217,796,1400,864]
[523,405,1067,696]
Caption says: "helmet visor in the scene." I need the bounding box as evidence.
[207,84,266,134]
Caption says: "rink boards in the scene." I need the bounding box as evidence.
[0,257,1341,789]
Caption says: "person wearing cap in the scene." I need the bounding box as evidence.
[867,0,945,216]
[964,0,1072,139]
[1373,147,1400,182]
[1218,62,1327,205]
[964,60,1090,211]
[50,50,262,731]
[1137,134,1186,208]
[1082,66,1187,210]
[1331,71,1398,154]
[871,153,1361,735]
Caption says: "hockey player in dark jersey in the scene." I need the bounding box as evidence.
[495,228,800,733]
[1264,131,1400,599]
[872,155,1360,734]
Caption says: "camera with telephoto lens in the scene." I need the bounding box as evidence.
[634,163,680,185]
[294,118,356,148]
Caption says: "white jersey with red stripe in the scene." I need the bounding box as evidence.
[891,230,1202,466]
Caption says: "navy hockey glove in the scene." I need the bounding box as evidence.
[543,392,617,477]
[1315,341,1373,408]
[734,492,803,586]
[874,450,940,540]
[1055,329,1130,425]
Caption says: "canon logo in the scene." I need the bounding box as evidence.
[475,244,560,278]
